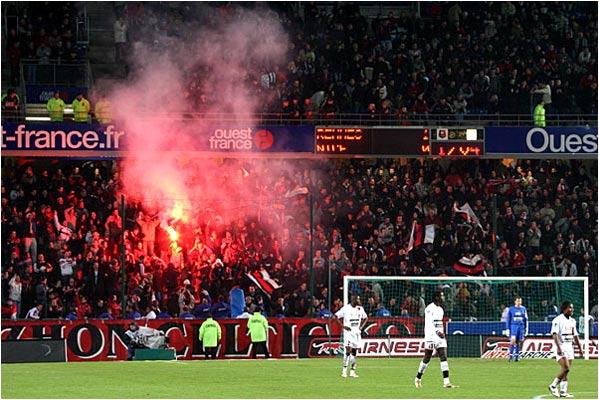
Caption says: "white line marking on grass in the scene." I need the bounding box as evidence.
[534,392,597,399]
[160,360,190,364]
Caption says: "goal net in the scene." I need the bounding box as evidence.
[342,276,592,360]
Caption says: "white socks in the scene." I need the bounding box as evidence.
[551,378,560,387]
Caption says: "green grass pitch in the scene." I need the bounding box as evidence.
[2,358,597,399]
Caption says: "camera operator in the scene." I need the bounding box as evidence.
[124,321,142,361]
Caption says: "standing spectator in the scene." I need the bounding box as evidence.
[531,82,552,116]
[21,211,38,263]
[59,250,76,286]
[35,277,48,318]
[558,257,578,277]
[2,89,21,122]
[84,261,106,302]
[104,208,122,255]
[199,312,222,359]
[247,306,270,358]
[53,210,74,245]
[36,42,52,83]
[46,91,65,122]
[72,92,91,123]
[113,16,128,63]
[452,94,467,123]
[136,212,160,257]
[447,3,463,26]
[431,98,454,123]
[533,100,546,127]
[8,274,22,319]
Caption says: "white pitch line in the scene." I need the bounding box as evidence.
[534,392,597,399]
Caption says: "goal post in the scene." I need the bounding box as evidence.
[343,276,591,360]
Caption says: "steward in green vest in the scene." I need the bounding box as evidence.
[46,91,66,122]
[199,313,222,359]
[533,100,546,127]
[72,92,91,122]
[247,306,270,358]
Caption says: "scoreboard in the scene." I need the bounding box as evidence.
[315,126,485,157]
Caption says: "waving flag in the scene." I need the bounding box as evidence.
[453,254,485,275]
[453,202,484,231]
[247,269,282,297]
[407,221,423,252]
[424,224,435,244]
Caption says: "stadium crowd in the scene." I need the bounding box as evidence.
[1,2,597,324]
[116,2,597,120]
[1,157,597,322]
[4,2,86,87]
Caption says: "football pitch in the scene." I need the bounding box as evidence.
[1,358,598,399]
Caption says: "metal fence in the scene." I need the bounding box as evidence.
[17,106,598,127]
[19,60,92,88]
[93,112,598,127]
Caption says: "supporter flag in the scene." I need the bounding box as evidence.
[285,186,309,198]
[424,224,435,244]
[246,269,282,297]
[453,254,485,275]
[453,202,484,231]
[261,72,277,89]
[407,221,423,252]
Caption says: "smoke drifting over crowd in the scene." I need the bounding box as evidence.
[109,5,299,229]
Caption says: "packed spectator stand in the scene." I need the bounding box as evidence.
[1,157,597,322]
[1,2,598,323]
[4,2,87,86]
[115,2,597,122]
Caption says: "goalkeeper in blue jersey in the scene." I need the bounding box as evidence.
[506,296,528,362]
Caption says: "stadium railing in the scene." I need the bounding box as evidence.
[15,110,598,127]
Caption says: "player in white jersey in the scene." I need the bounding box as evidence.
[333,295,368,378]
[548,301,583,398]
[415,291,458,389]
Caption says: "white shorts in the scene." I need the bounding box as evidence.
[424,338,447,350]
[343,330,361,349]
[555,345,575,361]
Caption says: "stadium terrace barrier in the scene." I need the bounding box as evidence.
[0,317,423,361]
[2,318,597,361]
[18,110,595,128]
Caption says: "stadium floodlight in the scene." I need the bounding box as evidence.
[343,275,590,360]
